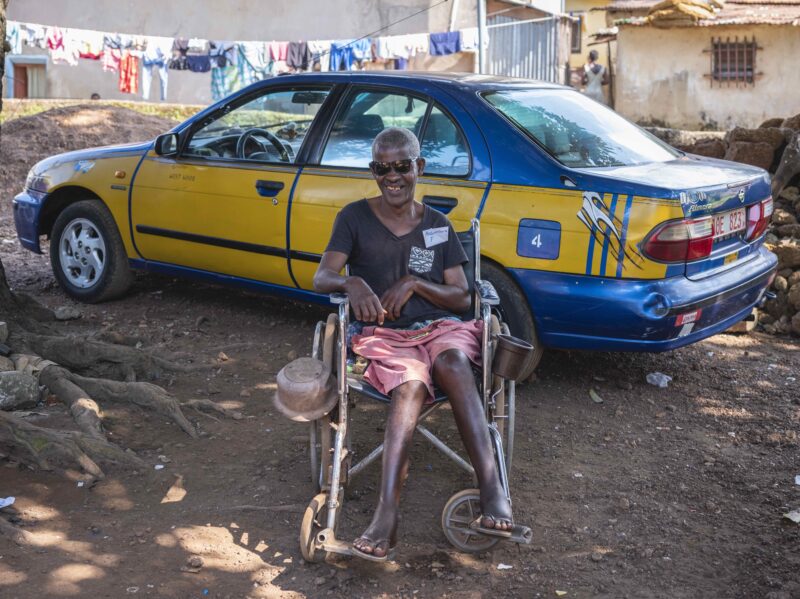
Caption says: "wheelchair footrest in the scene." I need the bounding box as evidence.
[508,524,533,545]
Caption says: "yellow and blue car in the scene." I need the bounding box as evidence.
[13,72,776,372]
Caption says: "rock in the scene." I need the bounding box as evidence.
[287,349,298,361]
[774,276,789,292]
[644,127,725,149]
[781,113,800,131]
[0,371,39,411]
[781,186,800,202]
[618,497,631,511]
[724,141,775,170]
[788,271,800,287]
[725,127,785,150]
[788,283,800,310]
[765,233,780,245]
[773,208,798,226]
[685,138,726,159]
[778,268,794,278]
[0,322,7,344]
[591,552,604,562]
[772,240,800,270]
[759,312,775,325]
[776,224,800,238]
[759,117,784,129]
[54,306,82,321]
[772,131,800,198]
[792,312,800,335]
[0,357,14,372]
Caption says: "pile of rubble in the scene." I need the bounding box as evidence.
[650,113,800,335]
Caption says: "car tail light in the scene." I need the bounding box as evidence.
[746,196,773,241]
[642,217,714,263]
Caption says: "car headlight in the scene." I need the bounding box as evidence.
[25,169,50,193]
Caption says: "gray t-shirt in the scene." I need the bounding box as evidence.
[325,199,468,328]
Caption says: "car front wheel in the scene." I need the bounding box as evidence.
[481,260,544,380]
[50,200,133,303]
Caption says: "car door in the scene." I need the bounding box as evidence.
[130,85,333,288]
[288,85,489,290]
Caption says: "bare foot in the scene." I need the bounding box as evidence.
[480,486,513,531]
[353,504,398,558]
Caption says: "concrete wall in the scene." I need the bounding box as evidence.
[615,24,800,129]
[4,0,480,104]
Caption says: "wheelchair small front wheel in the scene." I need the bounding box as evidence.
[300,492,341,563]
[441,489,500,553]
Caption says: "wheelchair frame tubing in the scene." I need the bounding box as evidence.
[326,301,350,530]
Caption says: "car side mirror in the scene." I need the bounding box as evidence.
[154,133,178,156]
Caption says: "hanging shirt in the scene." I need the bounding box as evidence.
[6,21,22,55]
[24,24,47,49]
[351,38,372,63]
[143,36,173,67]
[459,28,483,52]
[429,32,461,56]
[119,51,139,94]
[211,65,241,101]
[102,34,122,72]
[238,42,269,86]
[76,29,105,59]
[169,37,190,70]
[286,41,311,71]
[308,40,331,72]
[210,41,238,68]
[47,27,79,66]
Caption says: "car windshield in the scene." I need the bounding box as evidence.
[482,89,680,168]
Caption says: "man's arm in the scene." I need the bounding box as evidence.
[380,264,470,320]
[313,251,387,325]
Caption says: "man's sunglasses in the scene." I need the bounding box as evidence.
[369,158,418,176]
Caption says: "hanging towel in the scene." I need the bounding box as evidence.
[76,29,105,59]
[118,51,139,93]
[429,31,461,56]
[459,27,484,52]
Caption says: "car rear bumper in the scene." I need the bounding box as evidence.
[13,190,45,253]
[509,245,777,352]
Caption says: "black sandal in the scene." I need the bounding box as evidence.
[351,536,397,563]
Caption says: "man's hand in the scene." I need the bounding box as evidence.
[345,276,386,325]
[380,275,417,321]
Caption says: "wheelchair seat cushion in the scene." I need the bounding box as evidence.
[351,319,482,402]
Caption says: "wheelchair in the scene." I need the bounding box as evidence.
[299,219,532,562]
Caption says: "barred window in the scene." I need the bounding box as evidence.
[570,15,583,54]
[709,36,757,86]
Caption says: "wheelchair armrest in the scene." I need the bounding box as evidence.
[329,292,349,305]
[477,279,500,306]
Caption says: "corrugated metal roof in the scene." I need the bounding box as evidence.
[604,0,800,25]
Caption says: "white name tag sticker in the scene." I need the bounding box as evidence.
[423,226,449,248]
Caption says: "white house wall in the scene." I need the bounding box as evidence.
[615,24,800,129]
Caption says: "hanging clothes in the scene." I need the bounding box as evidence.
[118,51,139,94]
[24,24,47,50]
[186,38,211,72]
[329,40,354,71]
[47,27,79,66]
[268,41,289,73]
[286,41,311,72]
[429,32,461,56]
[350,38,372,69]
[308,40,331,72]
[394,57,408,70]
[210,40,240,100]
[6,21,22,55]
[102,34,122,72]
[169,37,190,70]
[142,36,172,101]
[76,29,105,59]
[459,28,482,52]
[238,42,269,86]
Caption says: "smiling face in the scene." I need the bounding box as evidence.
[371,143,426,209]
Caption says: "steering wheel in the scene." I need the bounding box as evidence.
[236,127,293,162]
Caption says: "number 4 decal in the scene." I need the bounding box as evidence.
[531,234,542,248]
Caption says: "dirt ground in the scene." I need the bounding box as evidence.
[1,106,799,599]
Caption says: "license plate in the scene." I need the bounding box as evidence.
[713,208,745,238]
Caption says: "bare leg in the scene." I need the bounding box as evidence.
[433,349,512,530]
[353,380,427,557]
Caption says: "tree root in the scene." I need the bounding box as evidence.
[0,516,33,546]
[181,399,243,420]
[0,411,145,479]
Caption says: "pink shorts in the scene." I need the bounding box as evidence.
[351,319,483,401]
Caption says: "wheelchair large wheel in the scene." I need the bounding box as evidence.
[300,491,341,563]
[309,314,338,491]
[441,489,500,553]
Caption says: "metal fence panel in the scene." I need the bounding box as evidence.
[487,16,561,82]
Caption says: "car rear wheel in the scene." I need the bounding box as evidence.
[480,260,543,379]
[50,200,133,303]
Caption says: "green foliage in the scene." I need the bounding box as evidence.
[0,99,204,124]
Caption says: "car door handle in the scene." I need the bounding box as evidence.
[255,180,284,197]
[422,195,458,212]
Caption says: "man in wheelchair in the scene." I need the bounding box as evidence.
[313,127,518,562]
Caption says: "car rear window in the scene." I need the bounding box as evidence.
[482,89,680,168]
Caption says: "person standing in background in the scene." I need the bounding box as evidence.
[582,50,608,105]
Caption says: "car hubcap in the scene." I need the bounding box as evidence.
[59,218,106,289]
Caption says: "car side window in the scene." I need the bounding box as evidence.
[183,87,331,164]
[320,90,430,168]
[420,105,470,176]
